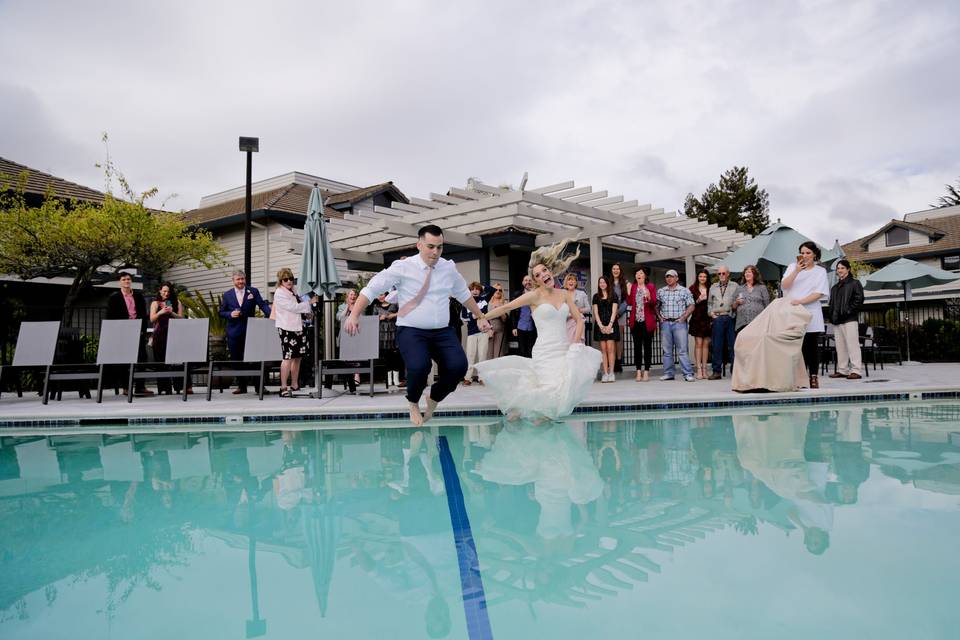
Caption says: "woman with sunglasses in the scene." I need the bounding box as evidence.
[272,268,317,397]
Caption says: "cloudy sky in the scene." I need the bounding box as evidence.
[2,0,958,244]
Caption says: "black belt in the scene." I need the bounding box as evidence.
[663,317,681,322]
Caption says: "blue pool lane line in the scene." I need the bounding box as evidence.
[437,435,494,640]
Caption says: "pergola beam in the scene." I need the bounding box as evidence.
[528,180,575,195]
[641,241,739,262]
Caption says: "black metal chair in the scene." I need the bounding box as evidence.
[862,326,903,370]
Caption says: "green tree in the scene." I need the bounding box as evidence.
[932,178,960,208]
[683,166,771,236]
[0,173,224,326]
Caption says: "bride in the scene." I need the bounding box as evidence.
[476,240,602,420]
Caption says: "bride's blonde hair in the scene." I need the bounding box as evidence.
[528,238,580,281]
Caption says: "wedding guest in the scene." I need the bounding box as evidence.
[733,265,770,334]
[149,282,189,395]
[564,273,591,344]
[827,259,864,380]
[486,283,509,359]
[272,268,316,397]
[707,265,737,380]
[593,275,620,382]
[609,263,630,372]
[656,269,696,382]
[627,267,656,381]
[688,269,712,380]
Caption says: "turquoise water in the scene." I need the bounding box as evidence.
[2,404,959,639]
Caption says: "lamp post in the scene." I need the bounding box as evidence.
[239,136,260,280]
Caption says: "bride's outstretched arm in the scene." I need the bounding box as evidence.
[566,290,584,343]
[484,290,539,321]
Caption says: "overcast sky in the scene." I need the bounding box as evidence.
[2,0,958,245]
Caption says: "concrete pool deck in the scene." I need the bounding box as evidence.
[1,361,958,428]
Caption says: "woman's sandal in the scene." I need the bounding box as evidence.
[280,389,293,398]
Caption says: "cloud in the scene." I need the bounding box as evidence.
[0,0,957,244]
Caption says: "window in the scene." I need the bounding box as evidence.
[885,226,909,247]
[943,255,960,271]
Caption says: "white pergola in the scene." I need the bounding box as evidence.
[325,178,751,288]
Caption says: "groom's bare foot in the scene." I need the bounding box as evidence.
[408,402,424,426]
[423,397,439,423]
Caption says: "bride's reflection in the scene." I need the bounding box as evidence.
[474,419,603,552]
[733,411,835,555]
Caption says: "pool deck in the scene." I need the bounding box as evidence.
[1,361,958,428]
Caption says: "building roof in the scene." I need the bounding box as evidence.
[184,181,407,226]
[842,210,960,262]
[0,156,106,204]
[326,181,407,207]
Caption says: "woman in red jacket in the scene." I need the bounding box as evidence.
[627,266,657,381]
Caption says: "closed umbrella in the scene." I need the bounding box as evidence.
[863,257,960,363]
[299,184,341,396]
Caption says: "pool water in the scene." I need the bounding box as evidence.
[1,404,959,639]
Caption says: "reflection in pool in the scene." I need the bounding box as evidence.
[1,404,959,639]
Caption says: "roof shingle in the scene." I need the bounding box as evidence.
[0,156,106,204]
[184,180,406,226]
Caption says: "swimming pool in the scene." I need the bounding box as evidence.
[1,403,959,639]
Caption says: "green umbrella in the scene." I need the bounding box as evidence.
[299,184,340,299]
[721,221,840,282]
[299,184,340,396]
[863,257,960,363]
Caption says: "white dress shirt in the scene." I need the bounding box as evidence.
[360,255,471,329]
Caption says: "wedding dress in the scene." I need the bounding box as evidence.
[475,302,602,420]
[474,420,603,540]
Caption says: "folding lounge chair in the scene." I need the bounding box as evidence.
[43,319,142,404]
[129,318,209,402]
[206,318,282,401]
[0,321,60,400]
[317,315,378,398]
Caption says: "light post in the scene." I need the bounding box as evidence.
[239,136,259,280]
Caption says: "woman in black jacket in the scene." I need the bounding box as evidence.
[828,259,865,380]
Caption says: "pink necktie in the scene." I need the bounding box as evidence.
[398,266,433,318]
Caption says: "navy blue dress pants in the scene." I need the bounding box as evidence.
[396,326,468,405]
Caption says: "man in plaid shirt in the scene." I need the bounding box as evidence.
[656,269,696,381]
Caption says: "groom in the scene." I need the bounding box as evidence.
[344,224,491,425]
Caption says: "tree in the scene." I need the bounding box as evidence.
[683,166,771,236]
[932,179,960,208]
[0,173,225,326]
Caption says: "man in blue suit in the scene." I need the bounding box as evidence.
[219,269,272,393]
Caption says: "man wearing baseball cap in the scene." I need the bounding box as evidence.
[656,269,696,381]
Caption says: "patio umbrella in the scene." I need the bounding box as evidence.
[299,184,341,397]
[721,221,840,282]
[824,239,847,288]
[863,257,960,363]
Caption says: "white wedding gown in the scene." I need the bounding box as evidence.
[475,302,602,420]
